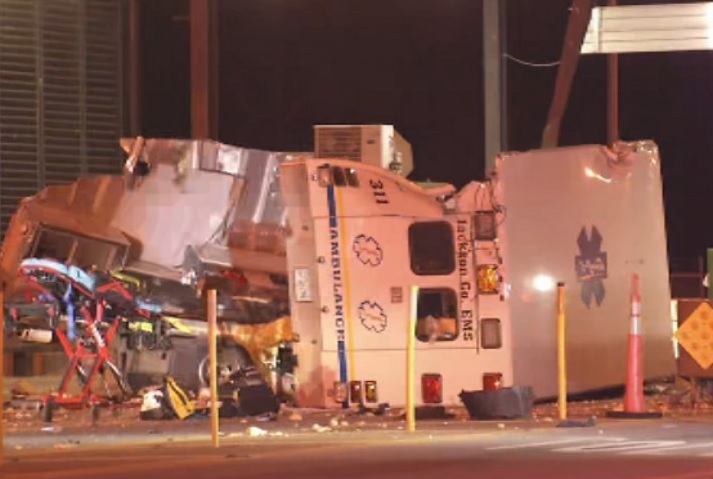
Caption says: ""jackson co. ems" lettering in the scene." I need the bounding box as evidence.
[457,219,475,341]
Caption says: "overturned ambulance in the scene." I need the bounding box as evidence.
[1,126,675,409]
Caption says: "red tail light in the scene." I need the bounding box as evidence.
[483,372,503,391]
[421,373,443,404]
[349,381,363,403]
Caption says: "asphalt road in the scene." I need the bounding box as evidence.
[4,418,713,479]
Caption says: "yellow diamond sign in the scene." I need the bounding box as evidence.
[676,302,713,369]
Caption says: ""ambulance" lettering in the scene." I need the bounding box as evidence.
[330,227,346,340]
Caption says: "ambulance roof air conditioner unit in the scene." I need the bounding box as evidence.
[313,124,414,177]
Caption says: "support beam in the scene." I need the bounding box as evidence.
[542,0,594,149]
[0,288,4,463]
[483,0,507,176]
[607,0,619,144]
[190,0,218,139]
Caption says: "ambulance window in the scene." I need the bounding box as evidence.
[408,221,455,275]
[415,288,458,342]
[346,168,359,187]
[333,167,347,187]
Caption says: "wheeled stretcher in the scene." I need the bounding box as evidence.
[8,259,157,422]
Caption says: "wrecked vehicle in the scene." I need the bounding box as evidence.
[2,136,300,416]
[1,125,675,412]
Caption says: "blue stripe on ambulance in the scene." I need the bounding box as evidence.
[326,184,349,392]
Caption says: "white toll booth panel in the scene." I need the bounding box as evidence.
[494,141,674,398]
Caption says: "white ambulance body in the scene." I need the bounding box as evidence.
[281,159,511,408]
[280,132,675,408]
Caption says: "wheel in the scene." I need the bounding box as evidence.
[198,345,252,388]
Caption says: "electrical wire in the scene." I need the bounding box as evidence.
[504,53,560,68]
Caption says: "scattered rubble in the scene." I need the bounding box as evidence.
[246,426,268,437]
[311,424,332,433]
[4,377,713,437]
[287,412,303,421]
[10,380,40,397]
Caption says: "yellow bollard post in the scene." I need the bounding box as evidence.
[557,282,568,421]
[406,285,418,432]
[207,289,220,448]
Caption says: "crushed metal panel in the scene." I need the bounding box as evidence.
[111,162,236,270]
[494,141,674,397]
[184,243,287,277]
[0,175,128,283]
[114,138,301,271]
[1,138,302,282]
[582,3,713,54]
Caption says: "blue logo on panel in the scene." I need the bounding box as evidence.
[575,226,607,308]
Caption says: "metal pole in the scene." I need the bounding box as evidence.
[483,0,505,176]
[406,285,418,432]
[190,0,215,139]
[0,286,5,462]
[209,0,220,138]
[542,0,594,148]
[557,282,567,421]
[607,0,619,144]
[207,289,220,448]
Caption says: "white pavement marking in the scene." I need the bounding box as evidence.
[555,440,684,454]
[485,437,609,451]
[480,432,713,458]
[622,441,713,456]
[693,449,713,457]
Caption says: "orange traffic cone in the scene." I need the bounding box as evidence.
[606,274,662,419]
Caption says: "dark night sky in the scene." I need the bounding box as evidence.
[140,0,713,266]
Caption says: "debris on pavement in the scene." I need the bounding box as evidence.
[311,424,332,433]
[10,380,40,397]
[5,375,713,441]
[555,416,597,428]
[287,412,303,421]
[246,426,268,437]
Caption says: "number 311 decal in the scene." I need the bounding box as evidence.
[369,179,389,205]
